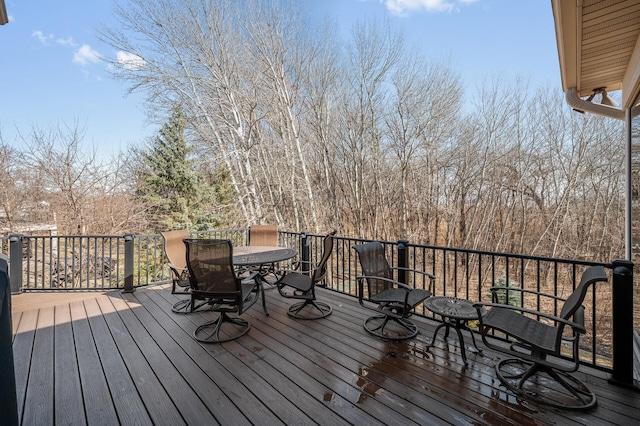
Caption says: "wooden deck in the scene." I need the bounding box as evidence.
[10,285,640,425]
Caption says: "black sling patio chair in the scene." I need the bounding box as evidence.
[353,241,434,340]
[275,230,337,319]
[473,265,608,410]
[184,238,261,343]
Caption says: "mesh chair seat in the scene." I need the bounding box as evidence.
[278,272,313,293]
[371,287,432,308]
[483,307,558,353]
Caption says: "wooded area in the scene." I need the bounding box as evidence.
[0,0,627,263]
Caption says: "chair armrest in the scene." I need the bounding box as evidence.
[167,262,187,271]
[357,275,414,309]
[168,263,188,278]
[391,267,435,292]
[275,259,319,276]
[239,271,260,284]
[390,266,436,280]
[472,302,586,334]
[356,275,413,291]
[488,286,566,302]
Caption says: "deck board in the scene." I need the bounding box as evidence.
[12,308,37,420]
[139,287,283,425]
[53,303,85,425]
[83,297,153,425]
[104,295,211,425]
[68,299,119,425]
[23,306,54,425]
[10,284,640,425]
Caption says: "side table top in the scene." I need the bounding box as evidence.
[424,296,485,320]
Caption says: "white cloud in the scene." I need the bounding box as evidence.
[73,44,100,66]
[382,0,475,15]
[32,30,53,44]
[117,51,146,71]
[56,37,77,47]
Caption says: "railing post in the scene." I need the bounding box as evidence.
[8,235,22,294]
[301,232,310,275]
[609,259,638,389]
[397,239,409,284]
[122,234,135,293]
[0,254,18,425]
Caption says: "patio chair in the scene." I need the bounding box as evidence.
[473,265,608,410]
[353,241,434,340]
[160,229,191,294]
[246,224,280,284]
[249,224,278,246]
[184,238,261,343]
[275,230,337,319]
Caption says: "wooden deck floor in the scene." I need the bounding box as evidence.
[10,284,640,425]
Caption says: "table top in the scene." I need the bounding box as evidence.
[232,246,297,266]
[424,296,485,320]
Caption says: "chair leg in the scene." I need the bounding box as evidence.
[194,312,251,343]
[496,358,597,411]
[257,278,269,316]
[171,299,191,313]
[171,282,190,294]
[287,300,332,319]
[171,298,214,314]
[364,315,419,340]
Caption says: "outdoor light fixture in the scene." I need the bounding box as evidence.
[586,87,618,107]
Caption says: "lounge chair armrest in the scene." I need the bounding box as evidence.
[488,286,567,302]
[472,302,586,334]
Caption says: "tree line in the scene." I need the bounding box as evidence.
[0,0,626,263]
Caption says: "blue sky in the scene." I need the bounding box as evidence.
[0,0,559,160]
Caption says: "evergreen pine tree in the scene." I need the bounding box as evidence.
[136,106,203,231]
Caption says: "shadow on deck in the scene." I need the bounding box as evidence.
[10,285,640,425]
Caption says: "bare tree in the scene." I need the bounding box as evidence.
[97,0,625,262]
[21,123,105,234]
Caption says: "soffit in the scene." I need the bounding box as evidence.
[552,0,640,109]
[0,0,7,25]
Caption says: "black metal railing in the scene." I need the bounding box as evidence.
[3,229,636,387]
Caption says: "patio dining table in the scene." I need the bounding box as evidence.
[232,246,298,268]
[233,246,298,314]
